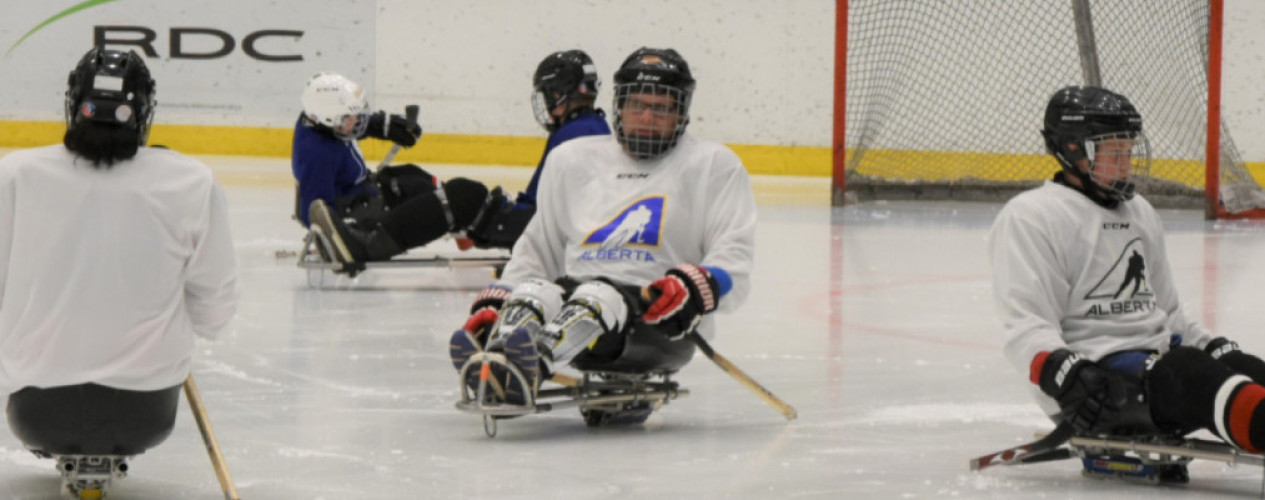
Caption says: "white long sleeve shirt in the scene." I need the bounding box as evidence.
[990,180,1211,413]
[0,145,238,393]
[498,133,757,338]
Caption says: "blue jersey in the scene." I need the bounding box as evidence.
[514,109,610,210]
[291,116,373,226]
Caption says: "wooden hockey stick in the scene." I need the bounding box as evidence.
[687,331,798,421]
[375,105,420,171]
[184,375,242,500]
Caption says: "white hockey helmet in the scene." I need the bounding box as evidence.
[301,72,370,139]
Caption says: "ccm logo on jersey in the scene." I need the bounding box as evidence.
[1103,222,1130,230]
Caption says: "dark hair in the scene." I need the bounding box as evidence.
[63,121,140,168]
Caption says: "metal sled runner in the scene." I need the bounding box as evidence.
[296,229,508,286]
[971,426,1265,485]
[453,351,691,438]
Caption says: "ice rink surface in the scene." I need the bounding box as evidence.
[4,155,1265,498]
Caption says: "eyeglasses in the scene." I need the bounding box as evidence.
[623,99,678,115]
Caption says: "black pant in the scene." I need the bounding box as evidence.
[7,383,181,456]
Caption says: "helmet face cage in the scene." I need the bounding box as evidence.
[64,48,156,145]
[611,48,695,160]
[301,72,370,140]
[531,50,600,131]
[1084,131,1150,201]
[1041,86,1146,201]
[613,82,691,160]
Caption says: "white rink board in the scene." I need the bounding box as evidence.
[0,0,374,127]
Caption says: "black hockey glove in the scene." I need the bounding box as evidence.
[365,110,422,147]
[643,264,720,339]
[1207,337,1265,384]
[1033,349,1124,433]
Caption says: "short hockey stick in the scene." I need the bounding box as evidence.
[969,421,1075,471]
[375,105,420,171]
[184,375,242,500]
[687,331,798,421]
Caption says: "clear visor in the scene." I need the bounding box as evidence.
[1085,131,1150,201]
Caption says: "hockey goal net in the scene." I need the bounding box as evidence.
[837,0,1265,217]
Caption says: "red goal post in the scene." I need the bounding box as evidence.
[834,0,1265,220]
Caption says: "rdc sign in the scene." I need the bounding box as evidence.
[94,26,303,62]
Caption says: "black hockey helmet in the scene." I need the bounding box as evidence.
[1042,86,1148,203]
[65,47,156,145]
[612,47,695,160]
[532,50,600,132]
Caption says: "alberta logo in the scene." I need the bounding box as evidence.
[579,196,664,262]
[1084,237,1156,316]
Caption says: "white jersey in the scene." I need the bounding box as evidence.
[498,133,756,337]
[990,180,1211,411]
[0,145,238,394]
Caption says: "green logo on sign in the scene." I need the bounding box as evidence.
[5,0,123,57]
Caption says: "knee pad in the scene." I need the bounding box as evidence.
[489,279,566,347]
[438,177,491,229]
[542,280,632,365]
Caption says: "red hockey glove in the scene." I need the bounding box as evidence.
[463,285,511,337]
[1032,349,1125,433]
[643,264,719,338]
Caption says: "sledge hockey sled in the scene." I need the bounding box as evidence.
[45,455,129,500]
[970,424,1265,485]
[454,326,696,437]
[296,228,509,286]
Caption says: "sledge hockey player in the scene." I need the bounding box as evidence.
[305,54,609,269]
[449,47,756,418]
[292,71,429,228]
[0,47,238,498]
[989,85,1265,482]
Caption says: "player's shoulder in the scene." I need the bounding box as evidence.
[0,144,64,163]
[997,182,1073,224]
[0,145,71,176]
[559,111,611,136]
[675,135,745,174]
[1005,181,1072,210]
[136,147,216,179]
[550,134,616,161]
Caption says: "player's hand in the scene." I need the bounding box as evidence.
[367,110,422,147]
[1207,337,1265,383]
[1033,349,1124,432]
[642,264,719,338]
[463,285,511,336]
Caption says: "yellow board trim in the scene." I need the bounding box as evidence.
[6,121,1265,183]
[0,121,833,177]
[849,149,1212,186]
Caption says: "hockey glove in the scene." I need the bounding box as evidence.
[1032,349,1124,433]
[366,110,422,147]
[1207,337,1265,383]
[463,285,512,337]
[643,264,719,338]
